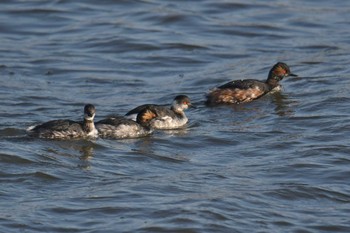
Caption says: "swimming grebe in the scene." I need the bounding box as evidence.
[206,62,297,105]
[125,95,191,129]
[27,104,98,139]
[96,108,158,139]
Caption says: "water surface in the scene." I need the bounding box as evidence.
[1,0,350,232]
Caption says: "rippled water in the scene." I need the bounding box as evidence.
[1,0,350,232]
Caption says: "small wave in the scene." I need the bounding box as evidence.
[33,171,61,181]
[0,153,34,165]
[0,170,61,182]
[265,184,350,202]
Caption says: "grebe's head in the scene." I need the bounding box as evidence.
[84,104,96,121]
[136,107,158,126]
[267,62,297,82]
[172,95,192,111]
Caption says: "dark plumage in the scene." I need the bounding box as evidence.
[27,104,97,139]
[96,108,158,139]
[206,62,297,105]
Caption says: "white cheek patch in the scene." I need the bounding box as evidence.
[84,113,95,121]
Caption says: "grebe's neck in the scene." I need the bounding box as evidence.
[171,100,188,114]
[171,106,186,116]
[83,119,95,133]
[169,107,186,120]
[83,114,96,135]
[265,78,281,91]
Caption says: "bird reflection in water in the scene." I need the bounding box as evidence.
[77,143,96,170]
[271,91,296,117]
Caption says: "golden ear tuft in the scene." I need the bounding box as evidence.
[141,109,157,122]
[274,65,286,75]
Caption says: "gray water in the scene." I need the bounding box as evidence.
[1,0,350,232]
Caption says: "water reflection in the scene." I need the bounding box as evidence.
[1,0,349,231]
[76,144,95,170]
[271,92,296,117]
[158,127,191,137]
[38,139,97,170]
[129,134,191,163]
[79,144,95,161]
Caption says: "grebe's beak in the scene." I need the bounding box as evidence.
[188,103,197,109]
[289,73,298,77]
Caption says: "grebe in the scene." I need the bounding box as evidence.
[206,62,297,105]
[96,108,158,139]
[125,95,191,129]
[27,104,98,139]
